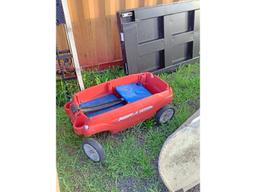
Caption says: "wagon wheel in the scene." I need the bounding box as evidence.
[82,138,105,162]
[156,105,175,125]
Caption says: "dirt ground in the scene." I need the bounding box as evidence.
[187,184,200,192]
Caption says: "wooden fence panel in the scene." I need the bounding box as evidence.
[56,0,178,70]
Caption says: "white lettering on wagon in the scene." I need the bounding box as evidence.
[118,105,153,122]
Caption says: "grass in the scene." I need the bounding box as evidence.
[56,67,123,106]
[56,63,200,192]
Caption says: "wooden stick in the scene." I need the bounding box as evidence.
[61,0,85,90]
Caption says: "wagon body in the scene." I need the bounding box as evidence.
[64,72,173,137]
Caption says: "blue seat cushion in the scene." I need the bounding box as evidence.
[115,83,152,103]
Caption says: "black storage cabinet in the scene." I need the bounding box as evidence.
[117,0,200,74]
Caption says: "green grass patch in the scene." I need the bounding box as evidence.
[56,67,124,106]
[56,63,200,192]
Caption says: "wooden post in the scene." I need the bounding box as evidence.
[61,0,85,90]
[56,172,60,192]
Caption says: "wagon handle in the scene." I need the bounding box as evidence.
[70,104,79,113]
[71,98,125,113]
[80,98,125,113]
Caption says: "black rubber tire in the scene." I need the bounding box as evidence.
[82,138,105,162]
[155,105,175,125]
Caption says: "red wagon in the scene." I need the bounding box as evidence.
[64,72,175,162]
